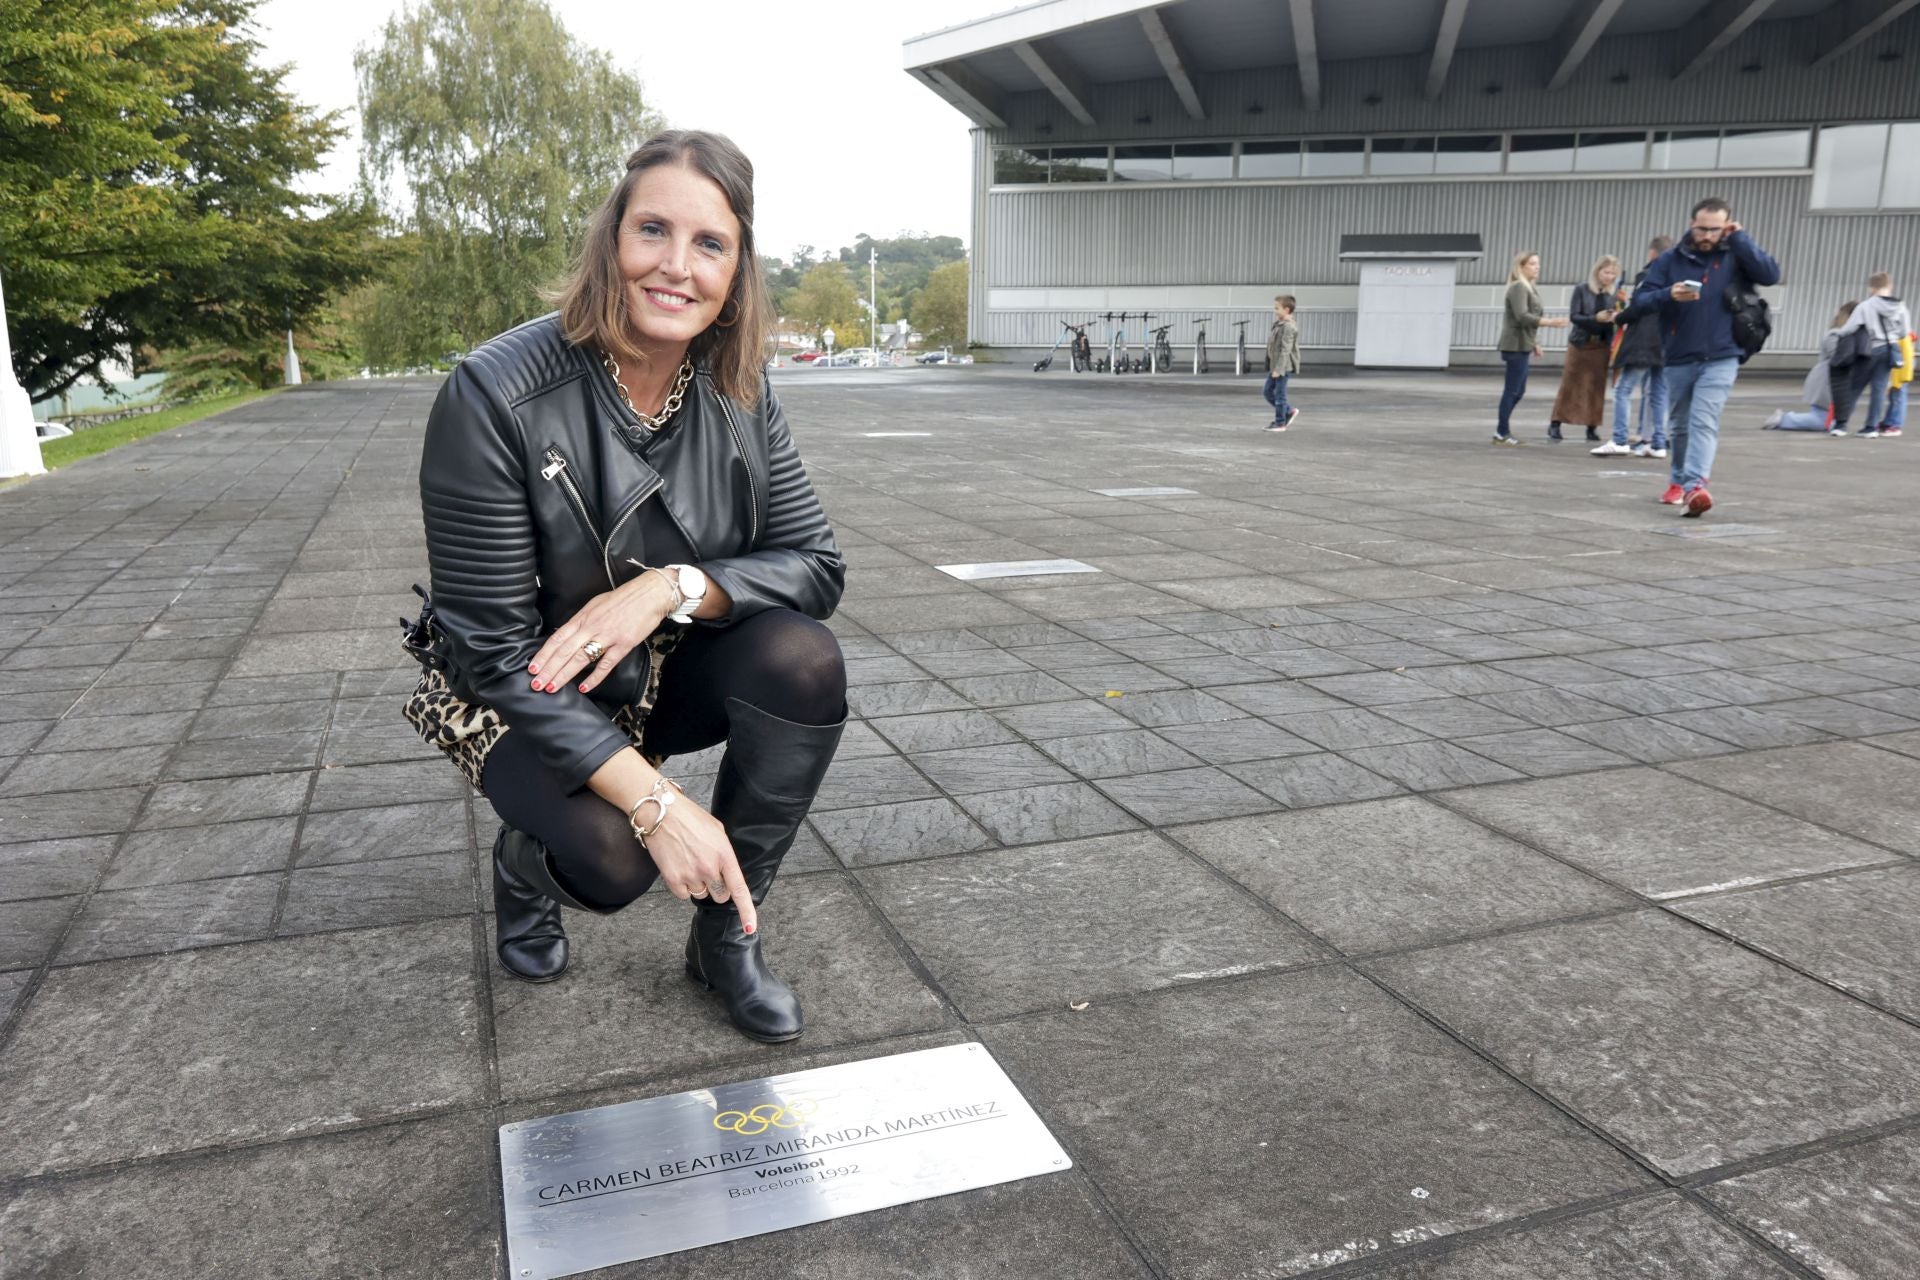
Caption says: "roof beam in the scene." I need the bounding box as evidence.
[1674,0,1778,78]
[1013,39,1096,127]
[1138,7,1206,120]
[1810,0,1920,67]
[1426,0,1471,99]
[919,63,1008,130]
[1288,0,1322,111]
[1546,0,1628,90]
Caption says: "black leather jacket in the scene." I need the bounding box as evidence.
[419,314,843,791]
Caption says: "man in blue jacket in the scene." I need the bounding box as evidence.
[1629,196,1782,517]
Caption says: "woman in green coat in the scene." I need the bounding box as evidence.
[1495,251,1570,445]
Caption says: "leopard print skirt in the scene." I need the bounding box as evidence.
[403,630,682,791]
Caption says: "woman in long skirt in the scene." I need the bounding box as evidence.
[1547,255,1623,443]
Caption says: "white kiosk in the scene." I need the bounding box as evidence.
[1339,234,1483,370]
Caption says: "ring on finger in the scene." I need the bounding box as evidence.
[580,639,605,663]
[688,883,709,898]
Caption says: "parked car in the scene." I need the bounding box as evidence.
[791,350,823,363]
[914,350,947,364]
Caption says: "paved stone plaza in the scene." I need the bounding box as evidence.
[3,363,1920,1278]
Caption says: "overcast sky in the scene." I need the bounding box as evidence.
[253,0,1003,259]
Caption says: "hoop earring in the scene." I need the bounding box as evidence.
[714,297,741,329]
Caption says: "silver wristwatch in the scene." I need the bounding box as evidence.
[665,564,708,624]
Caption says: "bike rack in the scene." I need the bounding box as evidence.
[1232,321,1250,377]
[1191,319,1212,376]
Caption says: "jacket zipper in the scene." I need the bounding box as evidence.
[715,397,761,545]
[602,476,664,588]
[542,448,611,585]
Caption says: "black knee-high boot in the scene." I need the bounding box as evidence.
[686,697,845,1043]
[493,824,609,982]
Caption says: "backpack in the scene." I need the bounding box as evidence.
[1726,288,1771,363]
[1830,323,1873,372]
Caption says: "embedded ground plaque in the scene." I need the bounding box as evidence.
[1092,486,1197,497]
[499,1043,1071,1278]
[935,559,1100,580]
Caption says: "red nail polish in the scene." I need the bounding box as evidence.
[528,664,539,675]
[545,682,557,693]
[578,684,588,693]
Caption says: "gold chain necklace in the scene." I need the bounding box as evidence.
[602,354,694,432]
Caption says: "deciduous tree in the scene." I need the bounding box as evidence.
[353,0,661,367]
[912,259,969,349]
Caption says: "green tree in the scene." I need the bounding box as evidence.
[912,260,969,348]
[787,263,861,347]
[2,0,381,401]
[354,0,662,367]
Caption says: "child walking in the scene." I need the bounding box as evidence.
[1264,295,1301,431]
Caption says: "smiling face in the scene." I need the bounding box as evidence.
[615,162,742,363]
[1523,255,1541,282]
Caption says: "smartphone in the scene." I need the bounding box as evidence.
[1676,280,1703,291]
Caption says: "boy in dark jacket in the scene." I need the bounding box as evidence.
[1593,236,1671,458]
[1628,196,1782,517]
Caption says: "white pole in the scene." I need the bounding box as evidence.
[0,269,47,478]
[284,329,302,385]
[869,247,877,353]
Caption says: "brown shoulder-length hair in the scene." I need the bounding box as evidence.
[554,130,772,406]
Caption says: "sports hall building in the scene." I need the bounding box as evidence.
[903,0,1920,368]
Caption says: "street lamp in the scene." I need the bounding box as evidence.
[823,327,835,367]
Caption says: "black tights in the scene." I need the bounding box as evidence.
[481,608,845,909]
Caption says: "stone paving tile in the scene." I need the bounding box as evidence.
[811,755,941,811]
[1366,1195,1794,1279]
[0,895,78,971]
[1702,1130,1920,1280]
[0,968,27,1024]
[296,799,469,865]
[1671,865,1920,1021]
[0,834,117,900]
[1368,911,1920,1176]
[1378,696,1536,738]
[1304,670,1446,705]
[990,699,1138,738]
[1036,729,1205,778]
[58,876,282,964]
[1093,765,1279,825]
[492,874,945,1100]
[861,833,1320,1019]
[1172,797,1630,953]
[1440,769,1892,899]
[844,679,970,717]
[0,787,147,844]
[1656,704,1835,750]
[0,745,169,797]
[107,818,299,889]
[1271,706,1432,750]
[1671,741,1920,854]
[164,729,328,781]
[307,759,464,812]
[1453,728,1638,776]
[1225,751,1405,808]
[279,851,471,935]
[910,742,1074,794]
[865,709,1016,754]
[1343,740,1527,790]
[138,774,310,829]
[956,781,1141,845]
[0,1114,501,1280]
[985,968,1650,1278]
[807,797,995,867]
[1756,695,1920,737]
[0,919,486,1176]
[1559,716,1743,763]
[615,1170,1152,1279]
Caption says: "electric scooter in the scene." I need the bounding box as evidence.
[1033,318,1089,372]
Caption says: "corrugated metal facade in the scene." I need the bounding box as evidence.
[965,15,1920,356]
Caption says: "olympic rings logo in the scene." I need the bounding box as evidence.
[712,1100,819,1136]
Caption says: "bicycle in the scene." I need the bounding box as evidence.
[1149,323,1173,374]
[1033,319,1093,373]
[1190,318,1212,375]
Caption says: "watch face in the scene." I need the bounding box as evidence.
[676,565,707,599]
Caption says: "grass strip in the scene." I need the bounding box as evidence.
[40,388,284,469]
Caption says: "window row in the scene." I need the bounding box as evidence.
[1813,123,1920,209]
[991,127,1821,185]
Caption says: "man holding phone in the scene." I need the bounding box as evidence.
[1628,196,1782,516]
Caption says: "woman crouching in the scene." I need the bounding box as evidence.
[405,130,845,1043]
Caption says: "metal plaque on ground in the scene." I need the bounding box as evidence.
[1647,523,1782,539]
[1092,486,1198,497]
[935,559,1100,580]
[499,1043,1071,1278]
